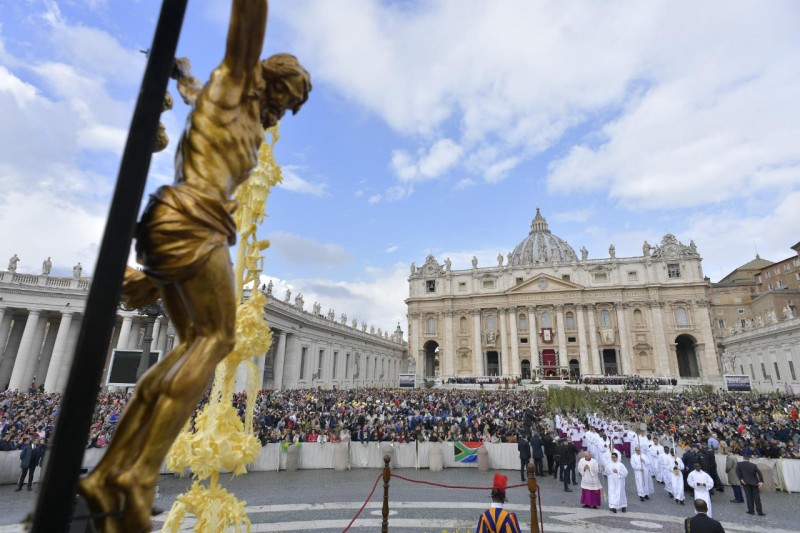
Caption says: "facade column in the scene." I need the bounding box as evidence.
[443,310,455,378]
[576,304,589,377]
[54,314,81,392]
[586,304,599,374]
[614,303,629,375]
[498,308,508,376]
[0,317,25,388]
[649,301,671,376]
[528,307,539,372]
[472,309,483,375]
[509,307,520,377]
[234,361,249,393]
[34,319,59,387]
[116,316,134,350]
[43,312,73,392]
[409,312,422,381]
[273,331,287,390]
[8,310,41,390]
[696,299,720,376]
[555,305,567,368]
[126,317,140,349]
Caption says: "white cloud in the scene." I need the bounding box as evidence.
[279,166,327,196]
[260,262,410,334]
[368,194,382,204]
[267,231,352,267]
[552,208,595,224]
[453,178,476,190]
[0,190,105,276]
[391,138,462,183]
[385,245,398,253]
[277,1,800,210]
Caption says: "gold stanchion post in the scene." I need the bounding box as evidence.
[527,463,540,533]
[382,455,392,532]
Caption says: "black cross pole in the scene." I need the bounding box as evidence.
[31,1,188,531]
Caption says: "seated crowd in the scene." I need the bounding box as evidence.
[582,375,677,389]
[1,386,799,461]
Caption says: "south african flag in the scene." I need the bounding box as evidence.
[454,441,483,463]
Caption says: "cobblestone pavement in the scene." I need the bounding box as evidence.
[1,460,798,532]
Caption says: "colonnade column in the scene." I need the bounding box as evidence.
[255,350,266,390]
[151,318,162,358]
[586,304,599,374]
[443,310,455,378]
[0,308,9,356]
[509,307,520,377]
[576,304,589,376]
[649,301,671,376]
[43,312,73,392]
[527,307,539,371]
[155,318,169,355]
[273,331,287,390]
[0,318,25,388]
[8,310,41,390]
[498,308,508,376]
[615,303,629,375]
[54,314,81,392]
[34,319,59,387]
[555,305,567,368]
[472,310,483,375]
[116,316,134,350]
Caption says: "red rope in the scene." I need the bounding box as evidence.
[341,472,383,533]
[391,473,527,490]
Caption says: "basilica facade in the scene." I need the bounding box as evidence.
[406,209,720,381]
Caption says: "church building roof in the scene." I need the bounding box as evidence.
[509,208,577,266]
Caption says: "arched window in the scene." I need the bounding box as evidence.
[675,307,689,326]
[600,309,611,327]
[486,314,496,331]
[426,316,437,334]
[633,308,644,326]
[565,312,575,329]
[518,314,528,331]
[459,316,468,334]
[540,311,552,328]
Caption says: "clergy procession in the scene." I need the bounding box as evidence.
[550,413,766,519]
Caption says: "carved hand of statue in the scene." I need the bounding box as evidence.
[171,57,192,80]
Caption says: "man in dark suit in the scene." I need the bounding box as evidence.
[15,437,44,492]
[517,432,532,482]
[543,432,555,474]
[735,452,765,516]
[684,498,725,533]
[561,438,577,492]
[530,433,544,476]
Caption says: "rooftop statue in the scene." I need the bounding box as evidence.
[77,2,310,531]
[8,254,19,272]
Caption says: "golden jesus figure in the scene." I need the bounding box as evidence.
[78,1,311,531]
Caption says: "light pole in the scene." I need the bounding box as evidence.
[137,300,165,380]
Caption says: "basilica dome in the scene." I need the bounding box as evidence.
[510,208,577,266]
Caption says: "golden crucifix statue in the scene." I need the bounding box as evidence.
[78,2,311,531]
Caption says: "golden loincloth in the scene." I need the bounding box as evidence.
[135,184,237,283]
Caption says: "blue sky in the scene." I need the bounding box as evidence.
[1,0,799,333]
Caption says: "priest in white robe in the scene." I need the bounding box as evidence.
[578,451,602,508]
[687,462,714,517]
[659,446,675,497]
[604,451,628,513]
[631,446,653,502]
[669,453,685,504]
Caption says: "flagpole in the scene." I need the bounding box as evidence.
[31,1,188,531]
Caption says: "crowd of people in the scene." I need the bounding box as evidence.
[581,375,678,389]
[2,386,799,463]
